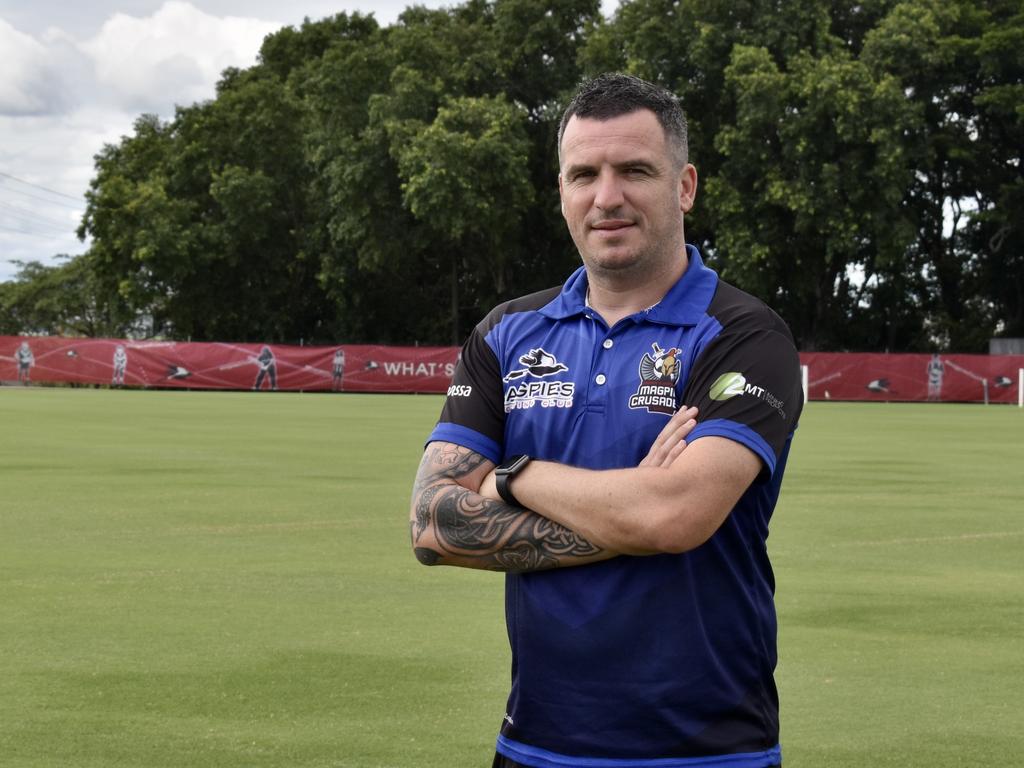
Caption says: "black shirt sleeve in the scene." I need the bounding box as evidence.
[681,300,803,477]
[428,320,506,463]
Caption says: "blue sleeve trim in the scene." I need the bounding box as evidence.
[427,422,502,464]
[496,736,780,768]
[687,418,777,476]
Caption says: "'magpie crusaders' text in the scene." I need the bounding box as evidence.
[504,381,575,411]
[629,383,676,411]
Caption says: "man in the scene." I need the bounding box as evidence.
[410,73,802,768]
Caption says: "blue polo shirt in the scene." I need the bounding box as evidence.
[428,246,802,768]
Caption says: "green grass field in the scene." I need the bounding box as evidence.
[1,388,1022,767]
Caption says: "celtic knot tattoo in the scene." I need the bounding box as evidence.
[410,443,603,572]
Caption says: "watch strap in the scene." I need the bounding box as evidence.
[495,455,530,507]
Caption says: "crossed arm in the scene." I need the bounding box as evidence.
[409,407,761,572]
[409,441,609,571]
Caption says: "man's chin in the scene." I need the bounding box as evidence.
[581,249,644,274]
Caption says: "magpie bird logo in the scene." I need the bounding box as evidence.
[166,365,192,380]
[503,348,569,381]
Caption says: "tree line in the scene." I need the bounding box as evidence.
[1,0,1020,351]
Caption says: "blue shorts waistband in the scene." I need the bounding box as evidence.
[496,735,781,768]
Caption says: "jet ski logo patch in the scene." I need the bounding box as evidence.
[628,342,681,415]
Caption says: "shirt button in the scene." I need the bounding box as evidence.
[602,339,614,349]
[595,374,607,385]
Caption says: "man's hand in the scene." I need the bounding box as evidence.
[638,405,698,468]
[479,405,699,501]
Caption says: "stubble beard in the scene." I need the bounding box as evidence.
[578,229,685,290]
[581,245,650,283]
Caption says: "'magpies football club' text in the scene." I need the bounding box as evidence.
[504,381,575,412]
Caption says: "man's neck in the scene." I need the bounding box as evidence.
[585,249,690,328]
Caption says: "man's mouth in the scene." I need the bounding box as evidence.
[590,220,634,232]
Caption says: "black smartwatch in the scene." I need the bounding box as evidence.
[494,454,531,507]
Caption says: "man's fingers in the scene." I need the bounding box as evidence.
[640,407,698,467]
[665,441,686,464]
[655,406,697,443]
[658,418,696,466]
[677,405,698,425]
[640,411,682,466]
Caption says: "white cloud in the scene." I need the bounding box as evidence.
[0,106,123,279]
[78,1,279,113]
[0,0,621,282]
[0,2,283,281]
[0,1,287,281]
[0,17,65,115]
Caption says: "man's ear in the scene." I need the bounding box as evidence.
[558,173,566,217]
[679,164,698,214]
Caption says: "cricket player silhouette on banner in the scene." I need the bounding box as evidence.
[16,341,34,384]
[253,346,278,391]
[112,345,128,386]
[927,354,944,401]
[332,348,346,391]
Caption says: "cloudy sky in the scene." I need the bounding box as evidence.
[0,0,616,283]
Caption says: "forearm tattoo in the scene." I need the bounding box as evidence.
[411,444,603,571]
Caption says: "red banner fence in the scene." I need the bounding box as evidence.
[800,352,1024,405]
[0,336,456,394]
[2,336,1022,403]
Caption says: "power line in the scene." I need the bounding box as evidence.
[0,201,75,231]
[0,222,74,240]
[0,219,68,237]
[0,182,84,211]
[0,170,85,203]
[0,214,68,235]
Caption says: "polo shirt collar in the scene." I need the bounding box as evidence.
[538,244,718,327]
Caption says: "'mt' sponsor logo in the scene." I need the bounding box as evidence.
[709,372,787,418]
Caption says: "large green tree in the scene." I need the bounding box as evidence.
[78,64,333,343]
[305,1,597,344]
[396,95,535,343]
[584,0,921,350]
[0,258,127,337]
[708,44,917,350]
[863,0,1024,349]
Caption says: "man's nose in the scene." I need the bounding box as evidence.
[593,170,625,211]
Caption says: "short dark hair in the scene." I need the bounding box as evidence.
[557,73,689,167]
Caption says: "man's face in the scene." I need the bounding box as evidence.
[558,109,697,280]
